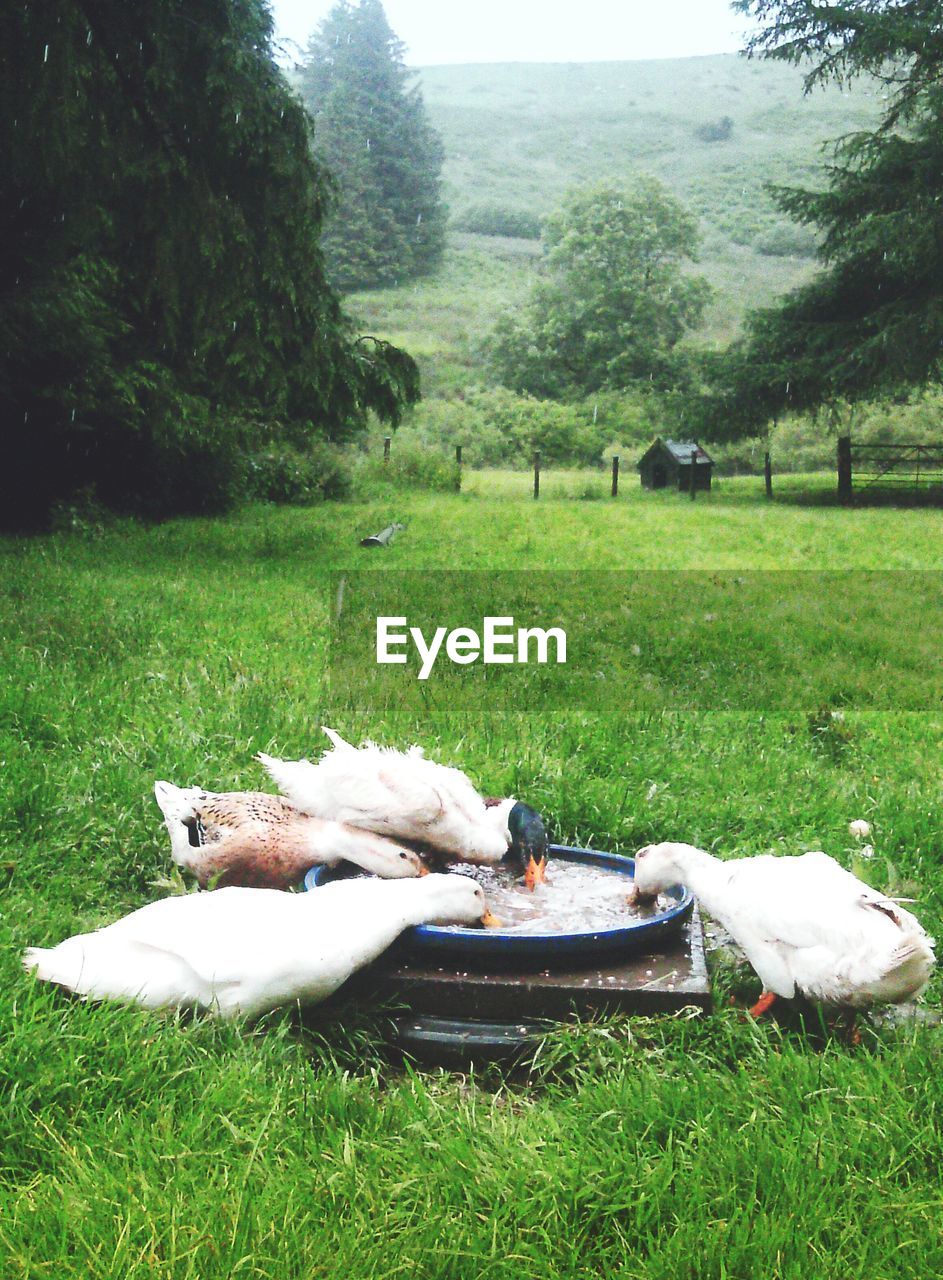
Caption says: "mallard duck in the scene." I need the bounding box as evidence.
[631,842,935,1014]
[23,873,499,1018]
[154,781,426,890]
[257,728,549,889]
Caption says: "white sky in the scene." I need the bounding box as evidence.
[268,0,761,66]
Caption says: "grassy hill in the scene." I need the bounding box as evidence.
[345,54,882,397]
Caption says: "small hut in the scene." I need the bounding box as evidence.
[637,438,715,493]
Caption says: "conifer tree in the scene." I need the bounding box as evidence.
[298,0,447,290]
[1,0,419,528]
[707,0,943,429]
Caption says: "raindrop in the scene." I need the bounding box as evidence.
[86,29,92,46]
[24,411,28,423]
[235,111,241,123]
[366,138,371,150]
[232,321,237,331]
[71,409,76,421]
[43,43,49,63]
[416,213,422,225]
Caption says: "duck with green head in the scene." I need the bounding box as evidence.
[258,729,550,889]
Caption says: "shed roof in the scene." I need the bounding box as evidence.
[638,438,715,467]
[662,439,714,465]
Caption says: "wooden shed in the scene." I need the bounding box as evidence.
[637,438,715,493]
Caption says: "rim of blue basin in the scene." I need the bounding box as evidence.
[304,844,694,961]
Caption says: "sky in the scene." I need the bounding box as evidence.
[268,0,761,66]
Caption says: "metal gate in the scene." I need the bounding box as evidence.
[838,436,943,500]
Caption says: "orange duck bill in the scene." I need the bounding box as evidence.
[524,855,548,891]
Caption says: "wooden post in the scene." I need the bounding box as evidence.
[837,435,852,503]
[383,436,391,463]
[611,455,620,498]
[455,444,463,492]
[690,448,698,500]
[764,451,773,499]
[533,450,541,500]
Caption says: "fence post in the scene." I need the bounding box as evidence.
[764,451,773,499]
[533,451,541,500]
[690,448,698,501]
[611,456,620,498]
[383,436,391,463]
[837,435,852,503]
[455,444,463,492]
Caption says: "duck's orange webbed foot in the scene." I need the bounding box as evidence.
[747,991,778,1019]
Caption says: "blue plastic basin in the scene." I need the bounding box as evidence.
[304,844,693,963]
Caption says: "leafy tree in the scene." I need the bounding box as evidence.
[298,0,446,291]
[1,0,418,529]
[710,1,943,430]
[488,180,712,399]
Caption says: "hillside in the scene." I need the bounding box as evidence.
[342,54,882,398]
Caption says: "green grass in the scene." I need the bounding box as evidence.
[3,487,943,1276]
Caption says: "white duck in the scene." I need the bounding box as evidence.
[154,781,425,890]
[23,874,499,1019]
[257,728,549,888]
[631,842,935,1014]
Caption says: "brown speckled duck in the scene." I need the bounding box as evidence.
[153,782,426,890]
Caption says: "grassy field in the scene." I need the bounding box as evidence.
[347,54,883,394]
[3,485,943,1277]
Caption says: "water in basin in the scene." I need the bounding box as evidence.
[439,860,673,935]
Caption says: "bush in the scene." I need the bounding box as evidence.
[354,440,461,495]
[755,221,818,258]
[453,204,543,240]
[695,116,733,143]
[248,443,352,504]
[91,382,252,520]
[387,387,669,471]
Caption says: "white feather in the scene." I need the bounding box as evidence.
[633,843,935,1008]
[257,729,512,864]
[23,875,489,1019]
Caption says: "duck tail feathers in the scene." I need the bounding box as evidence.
[153,780,202,824]
[841,933,937,1006]
[321,727,355,753]
[153,781,207,868]
[23,945,72,988]
[256,752,319,813]
[886,934,936,990]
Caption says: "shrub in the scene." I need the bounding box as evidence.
[755,221,818,258]
[354,440,461,495]
[695,116,734,143]
[387,387,669,471]
[453,204,543,240]
[248,443,352,505]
